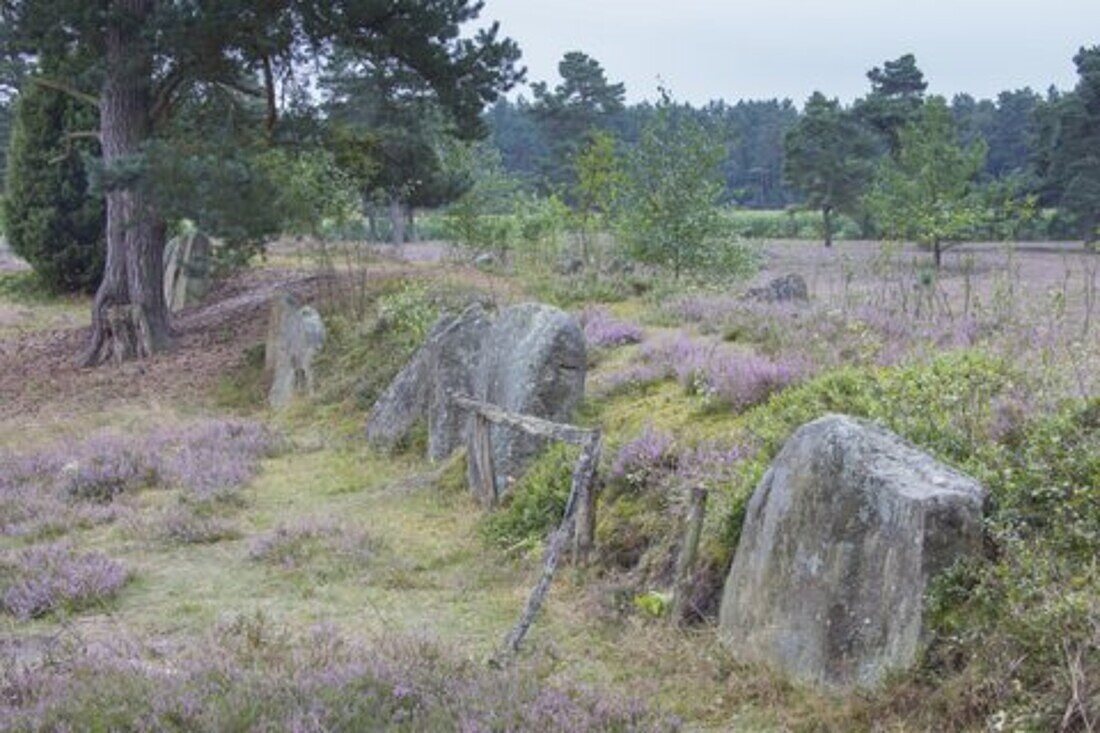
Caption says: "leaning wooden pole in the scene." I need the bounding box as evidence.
[450,394,603,658]
[501,430,602,655]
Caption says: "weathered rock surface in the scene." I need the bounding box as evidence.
[164,230,213,312]
[718,414,984,690]
[365,304,491,454]
[427,305,492,461]
[265,292,325,409]
[745,273,808,303]
[466,303,586,499]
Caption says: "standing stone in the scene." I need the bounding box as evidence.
[427,304,492,461]
[265,292,326,409]
[467,303,586,500]
[745,273,809,303]
[367,304,491,455]
[718,414,984,690]
[164,230,213,312]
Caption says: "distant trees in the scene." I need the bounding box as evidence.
[323,60,478,244]
[867,98,987,266]
[1041,46,1100,245]
[783,92,877,247]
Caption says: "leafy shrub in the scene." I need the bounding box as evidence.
[3,68,105,293]
[481,443,580,551]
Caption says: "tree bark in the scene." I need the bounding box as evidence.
[388,196,406,246]
[82,0,169,366]
[933,239,943,268]
[823,205,834,248]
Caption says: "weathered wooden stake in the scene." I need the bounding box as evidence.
[671,485,708,625]
[470,412,497,508]
[572,475,597,566]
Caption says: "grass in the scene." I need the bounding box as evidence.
[0,270,90,335]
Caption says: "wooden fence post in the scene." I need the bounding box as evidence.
[572,475,597,566]
[671,485,708,625]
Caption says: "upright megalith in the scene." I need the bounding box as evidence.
[365,303,491,454]
[427,305,493,461]
[718,414,984,690]
[164,230,213,312]
[745,273,809,304]
[265,292,325,409]
[366,302,587,500]
[466,303,586,499]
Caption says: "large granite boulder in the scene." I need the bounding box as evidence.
[745,273,808,303]
[164,230,213,312]
[718,414,984,690]
[365,304,490,454]
[466,303,586,500]
[265,292,325,409]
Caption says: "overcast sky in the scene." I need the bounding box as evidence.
[484,0,1100,107]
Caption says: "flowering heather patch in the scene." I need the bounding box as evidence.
[675,441,752,485]
[154,505,240,545]
[0,419,277,538]
[611,427,677,484]
[154,419,277,502]
[580,306,644,348]
[249,518,377,571]
[667,293,745,325]
[639,334,807,411]
[0,542,129,620]
[0,621,680,731]
[611,427,749,492]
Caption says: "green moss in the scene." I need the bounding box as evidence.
[214,342,267,410]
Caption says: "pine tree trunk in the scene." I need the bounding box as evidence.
[82,0,169,366]
[934,240,943,268]
[388,196,406,246]
[823,206,834,248]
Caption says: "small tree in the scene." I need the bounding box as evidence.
[867,97,986,267]
[572,130,624,263]
[3,67,105,292]
[783,92,877,247]
[619,90,726,280]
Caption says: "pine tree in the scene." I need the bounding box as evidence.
[784,93,877,247]
[1,1,522,364]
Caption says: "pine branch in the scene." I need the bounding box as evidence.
[32,77,99,108]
